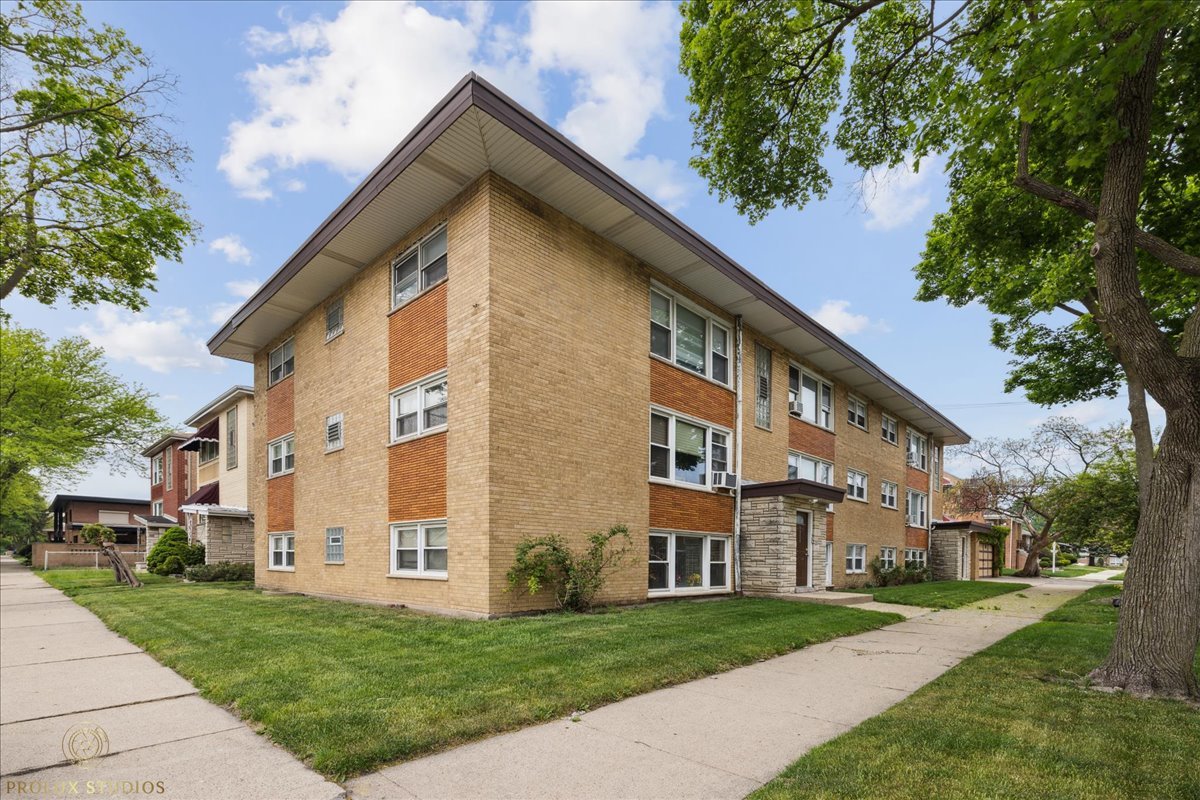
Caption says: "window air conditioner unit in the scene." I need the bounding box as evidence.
[711,472,739,491]
[906,453,917,466]
[788,400,804,416]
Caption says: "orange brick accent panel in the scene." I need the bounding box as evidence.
[267,473,294,531]
[906,465,928,492]
[826,513,835,541]
[789,419,835,461]
[649,358,735,429]
[649,483,733,533]
[906,527,929,548]
[266,377,294,441]
[388,431,447,521]
[389,282,448,390]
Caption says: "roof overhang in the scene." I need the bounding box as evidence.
[134,514,178,527]
[740,478,846,504]
[207,73,968,445]
[140,433,191,458]
[183,385,254,427]
[933,520,995,534]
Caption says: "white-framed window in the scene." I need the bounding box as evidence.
[151,453,164,485]
[325,527,344,563]
[905,548,927,568]
[165,448,173,489]
[788,365,833,429]
[847,396,867,429]
[325,297,344,341]
[325,413,344,452]
[649,287,732,386]
[880,546,897,570]
[648,531,730,593]
[881,414,898,445]
[906,429,929,470]
[390,520,447,576]
[881,480,899,509]
[390,372,447,442]
[151,500,164,517]
[649,408,729,488]
[906,489,928,527]
[268,339,294,386]
[846,543,867,574]
[268,434,295,478]
[933,444,941,488]
[198,440,219,465]
[788,452,833,484]
[226,407,238,470]
[269,533,294,570]
[847,469,868,502]
[392,226,447,309]
[754,344,771,427]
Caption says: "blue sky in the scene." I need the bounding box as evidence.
[8,0,1152,499]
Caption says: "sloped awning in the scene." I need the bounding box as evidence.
[179,417,219,451]
[133,514,178,528]
[740,479,846,504]
[932,520,994,535]
[182,482,219,506]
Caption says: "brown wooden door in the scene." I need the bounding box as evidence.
[796,512,809,586]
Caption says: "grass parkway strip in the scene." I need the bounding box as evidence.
[38,568,900,779]
[752,584,1200,800]
[847,579,1030,609]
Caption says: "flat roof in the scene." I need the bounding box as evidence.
[50,495,150,509]
[740,478,846,504]
[207,73,968,444]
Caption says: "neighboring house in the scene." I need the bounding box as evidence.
[941,471,1031,570]
[929,520,1000,580]
[140,432,193,548]
[205,74,968,617]
[47,495,150,544]
[177,386,256,564]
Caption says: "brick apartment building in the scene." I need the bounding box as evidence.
[206,75,969,617]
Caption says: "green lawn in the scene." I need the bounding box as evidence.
[753,585,1200,800]
[38,567,179,594]
[1043,565,1111,578]
[848,580,1029,609]
[39,569,900,779]
[1107,572,1126,581]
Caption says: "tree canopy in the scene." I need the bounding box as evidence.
[0,0,196,310]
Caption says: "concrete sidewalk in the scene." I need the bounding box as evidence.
[0,556,343,800]
[347,582,1086,800]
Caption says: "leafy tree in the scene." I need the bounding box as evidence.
[0,470,46,552]
[0,0,195,310]
[1053,445,1139,556]
[680,0,1200,698]
[506,525,631,612]
[0,323,165,507]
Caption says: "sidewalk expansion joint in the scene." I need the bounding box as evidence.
[0,692,199,726]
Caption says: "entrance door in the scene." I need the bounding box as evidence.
[795,511,810,587]
[824,542,833,586]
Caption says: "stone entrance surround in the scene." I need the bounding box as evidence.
[740,495,829,595]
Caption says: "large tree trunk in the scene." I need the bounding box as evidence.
[1014,548,1042,578]
[1090,410,1200,698]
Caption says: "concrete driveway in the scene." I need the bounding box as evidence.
[0,556,343,800]
[346,581,1087,800]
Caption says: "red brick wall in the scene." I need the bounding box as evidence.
[388,431,448,520]
[789,419,835,461]
[649,358,735,429]
[389,282,448,389]
[906,465,928,492]
[905,528,928,548]
[649,483,733,533]
[267,374,295,531]
[267,473,294,531]
[267,376,295,440]
[826,513,835,542]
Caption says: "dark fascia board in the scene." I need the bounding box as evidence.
[740,479,846,504]
[208,72,968,443]
[932,519,995,534]
[183,385,254,427]
[49,495,151,509]
[141,432,192,458]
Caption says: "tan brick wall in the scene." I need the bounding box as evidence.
[649,483,734,534]
[740,327,790,483]
[388,432,447,520]
[649,357,735,429]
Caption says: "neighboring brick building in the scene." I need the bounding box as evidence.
[47,495,150,544]
[941,471,1031,570]
[141,433,192,523]
[206,74,968,617]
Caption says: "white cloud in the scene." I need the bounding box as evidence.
[225,279,261,299]
[209,234,253,265]
[219,1,685,207]
[811,300,891,337]
[209,302,242,326]
[76,306,226,374]
[860,157,941,231]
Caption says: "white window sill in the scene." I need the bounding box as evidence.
[649,477,720,494]
[389,425,447,448]
[268,470,295,480]
[648,353,734,393]
[325,328,344,343]
[845,570,866,575]
[883,439,899,447]
[648,587,730,597]
[848,495,868,504]
[882,505,899,511]
[388,571,448,581]
[267,566,294,572]
[325,560,344,566]
[325,444,344,454]
[389,276,448,316]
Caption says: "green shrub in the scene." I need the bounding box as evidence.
[506,524,630,612]
[185,562,255,582]
[870,557,931,587]
[146,526,204,575]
